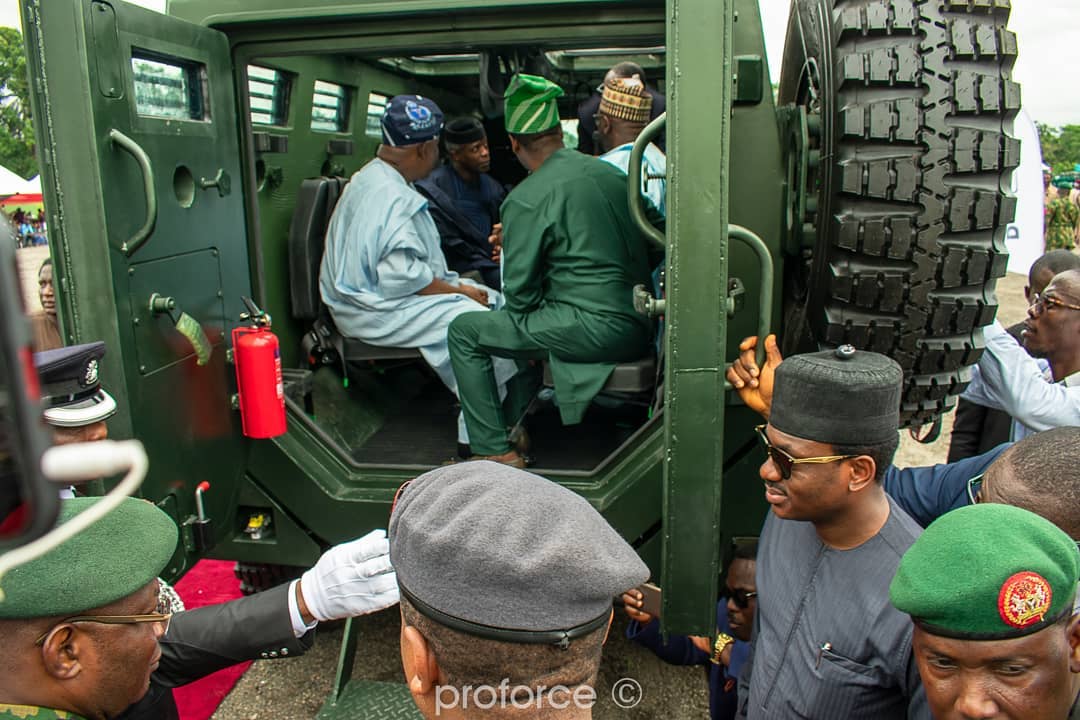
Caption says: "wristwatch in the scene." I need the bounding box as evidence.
[711,632,735,665]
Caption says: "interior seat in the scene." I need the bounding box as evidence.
[288,176,422,365]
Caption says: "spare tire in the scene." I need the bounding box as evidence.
[778,0,1019,427]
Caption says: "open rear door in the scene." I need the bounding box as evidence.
[21,0,252,576]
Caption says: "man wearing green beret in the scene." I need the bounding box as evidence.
[891,504,1080,719]
[734,346,930,719]
[448,73,654,466]
[0,496,399,720]
[0,496,177,720]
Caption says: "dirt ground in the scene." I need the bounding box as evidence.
[12,246,1034,719]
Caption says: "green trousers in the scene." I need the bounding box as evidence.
[449,304,650,455]
[448,311,548,455]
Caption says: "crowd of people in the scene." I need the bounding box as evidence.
[6,207,47,249]
[1,57,1078,720]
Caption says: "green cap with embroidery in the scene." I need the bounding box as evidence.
[504,73,564,134]
[890,504,1080,640]
[0,497,178,618]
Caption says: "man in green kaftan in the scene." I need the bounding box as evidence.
[447,73,653,466]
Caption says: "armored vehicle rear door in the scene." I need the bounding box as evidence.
[21,0,250,575]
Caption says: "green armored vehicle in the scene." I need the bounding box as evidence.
[17,0,1017,678]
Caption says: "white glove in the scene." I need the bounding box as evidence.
[300,529,399,621]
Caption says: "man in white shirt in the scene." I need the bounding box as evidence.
[962,268,1080,439]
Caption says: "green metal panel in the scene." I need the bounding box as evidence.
[661,0,733,636]
[168,0,657,27]
[20,0,253,571]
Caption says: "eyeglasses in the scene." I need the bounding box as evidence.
[966,473,984,505]
[729,589,758,609]
[34,588,173,646]
[754,425,860,480]
[1030,292,1080,315]
[35,612,171,646]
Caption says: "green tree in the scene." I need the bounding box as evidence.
[1038,122,1080,175]
[0,27,36,180]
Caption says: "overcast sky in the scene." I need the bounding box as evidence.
[0,0,1077,126]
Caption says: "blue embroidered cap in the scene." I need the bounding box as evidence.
[381,95,444,147]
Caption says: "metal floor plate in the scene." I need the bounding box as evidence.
[316,680,423,720]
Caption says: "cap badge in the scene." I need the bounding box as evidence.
[997,571,1052,629]
[405,100,434,130]
[81,359,99,387]
[835,344,856,360]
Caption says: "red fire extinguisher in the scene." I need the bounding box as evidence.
[232,297,286,439]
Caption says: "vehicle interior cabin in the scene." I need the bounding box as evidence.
[227,42,667,472]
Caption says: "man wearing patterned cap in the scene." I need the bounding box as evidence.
[577,61,666,156]
[890,504,1080,719]
[447,73,654,467]
[735,346,930,719]
[416,117,506,290]
[389,461,649,717]
[597,76,667,217]
[320,95,516,449]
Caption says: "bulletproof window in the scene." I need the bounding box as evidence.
[248,65,292,127]
[311,80,352,133]
[365,92,389,139]
[131,53,208,121]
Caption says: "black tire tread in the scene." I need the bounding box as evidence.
[794,0,1019,426]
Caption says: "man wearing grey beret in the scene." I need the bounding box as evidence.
[389,461,649,718]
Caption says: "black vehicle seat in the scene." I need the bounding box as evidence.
[541,354,657,394]
[288,176,422,364]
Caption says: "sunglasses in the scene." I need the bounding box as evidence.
[1030,292,1080,315]
[729,588,758,609]
[754,425,860,480]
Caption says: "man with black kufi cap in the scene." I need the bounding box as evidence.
[389,461,649,718]
[732,346,931,719]
[416,117,506,290]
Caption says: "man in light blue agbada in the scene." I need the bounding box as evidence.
[319,94,516,445]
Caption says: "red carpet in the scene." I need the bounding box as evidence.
[172,560,251,720]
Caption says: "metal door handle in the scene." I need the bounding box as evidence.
[627,112,667,250]
[724,224,774,389]
[109,129,157,256]
[199,168,231,197]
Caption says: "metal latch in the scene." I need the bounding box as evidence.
[633,284,666,318]
[182,481,214,553]
[727,277,746,318]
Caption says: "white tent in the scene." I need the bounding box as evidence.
[16,175,40,194]
[0,166,29,196]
